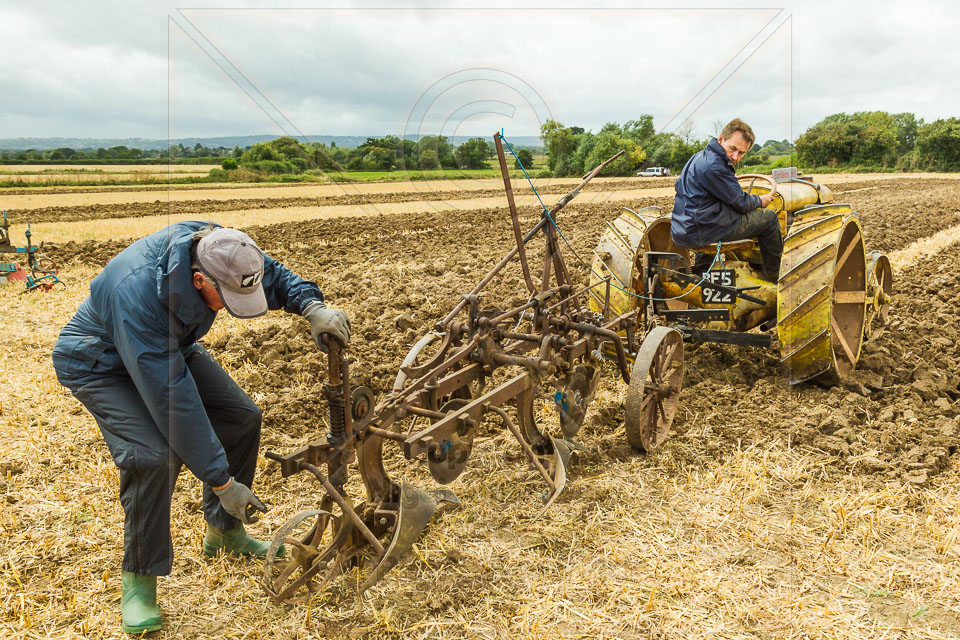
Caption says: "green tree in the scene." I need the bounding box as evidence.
[623,116,656,146]
[667,135,707,172]
[796,112,898,167]
[242,142,276,163]
[514,148,535,170]
[914,118,960,170]
[540,120,577,173]
[307,143,337,171]
[416,136,454,168]
[453,138,491,169]
[270,136,309,160]
[362,146,395,171]
[221,157,238,170]
[892,112,922,155]
[584,132,645,176]
[418,149,440,170]
[569,131,597,176]
[49,147,77,160]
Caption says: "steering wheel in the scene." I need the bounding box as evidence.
[737,173,778,199]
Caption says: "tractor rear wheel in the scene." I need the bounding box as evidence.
[777,207,867,384]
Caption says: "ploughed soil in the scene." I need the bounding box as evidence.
[42,176,960,486]
[4,179,673,224]
[41,177,960,269]
[5,174,960,638]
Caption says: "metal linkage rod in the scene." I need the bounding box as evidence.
[494,132,535,294]
[436,218,548,330]
[487,405,556,492]
[300,463,385,555]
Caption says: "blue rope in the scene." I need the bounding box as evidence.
[499,132,722,303]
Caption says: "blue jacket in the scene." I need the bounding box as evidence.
[52,221,324,486]
[670,137,762,247]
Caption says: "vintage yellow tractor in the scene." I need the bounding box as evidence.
[590,171,893,451]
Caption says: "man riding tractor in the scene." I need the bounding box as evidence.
[670,118,781,282]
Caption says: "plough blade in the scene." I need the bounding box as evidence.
[535,437,570,520]
[358,482,437,594]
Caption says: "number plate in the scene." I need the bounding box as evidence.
[700,269,736,304]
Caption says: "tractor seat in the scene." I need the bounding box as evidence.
[690,239,759,254]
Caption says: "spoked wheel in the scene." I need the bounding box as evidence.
[624,326,684,452]
[864,251,892,341]
[262,504,343,603]
[31,255,58,278]
[262,482,438,604]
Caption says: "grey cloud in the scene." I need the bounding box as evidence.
[1,1,957,141]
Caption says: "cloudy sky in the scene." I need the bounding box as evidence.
[1,0,956,143]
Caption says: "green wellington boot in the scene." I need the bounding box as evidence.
[202,523,284,559]
[120,571,162,634]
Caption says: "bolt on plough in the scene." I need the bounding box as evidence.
[260,133,640,602]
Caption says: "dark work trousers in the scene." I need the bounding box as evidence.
[58,344,262,576]
[693,208,783,279]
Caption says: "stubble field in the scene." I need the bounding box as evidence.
[2,173,960,639]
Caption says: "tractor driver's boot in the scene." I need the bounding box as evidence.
[203,523,284,559]
[120,571,162,634]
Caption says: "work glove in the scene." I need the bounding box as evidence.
[303,300,351,353]
[213,477,267,524]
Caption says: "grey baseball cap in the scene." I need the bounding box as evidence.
[195,228,268,318]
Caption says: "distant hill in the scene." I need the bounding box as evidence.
[0,134,544,151]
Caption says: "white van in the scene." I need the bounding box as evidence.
[637,166,671,177]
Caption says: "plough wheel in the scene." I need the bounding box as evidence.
[261,504,343,603]
[624,326,684,452]
[865,251,893,341]
[32,255,58,278]
[262,482,438,604]
[777,210,866,384]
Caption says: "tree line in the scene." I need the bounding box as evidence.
[539,116,799,178]
[0,143,237,164]
[7,110,958,175]
[0,136,535,175]
[795,112,960,171]
[228,135,531,175]
[539,110,960,176]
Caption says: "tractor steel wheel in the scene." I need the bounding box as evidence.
[588,207,690,317]
[624,326,684,452]
[864,251,893,341]
[777,206,867,384]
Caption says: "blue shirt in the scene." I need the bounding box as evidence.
[670,137,762,247]
[52,221,324,486]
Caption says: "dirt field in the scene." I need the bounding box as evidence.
[2,173,960,639]
[0,165,221,186]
